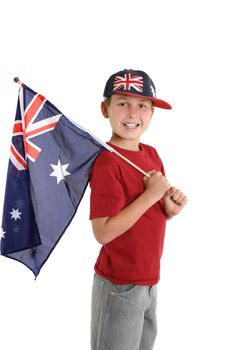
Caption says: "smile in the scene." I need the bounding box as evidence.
[122,123,140,129]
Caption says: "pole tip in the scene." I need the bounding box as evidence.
[13,77,20,83]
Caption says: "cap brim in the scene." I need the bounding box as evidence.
[153,98,172,110]
[114,92,172,110]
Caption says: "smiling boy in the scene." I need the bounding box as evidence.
[90,69,187,350]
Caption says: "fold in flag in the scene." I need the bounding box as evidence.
[0,83,113,277]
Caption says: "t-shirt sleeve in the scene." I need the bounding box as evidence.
[152,146,165,176]
[160,159,165,176]
[89,152,125,219]
[145,144,166,176]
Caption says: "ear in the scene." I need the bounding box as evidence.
[101,101,109,118]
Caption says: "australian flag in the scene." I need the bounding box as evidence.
[0,83,111,277]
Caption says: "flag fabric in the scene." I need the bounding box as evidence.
[0,83,112,277]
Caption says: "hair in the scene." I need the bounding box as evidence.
[104,96,111,106]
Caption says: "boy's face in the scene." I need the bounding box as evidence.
[101,94,154,145]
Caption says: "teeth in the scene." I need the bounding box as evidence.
[124,123,139,128]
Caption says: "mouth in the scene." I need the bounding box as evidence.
[122,123,140,129]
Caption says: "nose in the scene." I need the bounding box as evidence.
[128,114,136,119]
[128,106,137,119]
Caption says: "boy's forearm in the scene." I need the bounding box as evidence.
[92,192,159,245]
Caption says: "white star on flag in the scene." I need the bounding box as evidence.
[0,228,6,240]
[49,159,71,184]
[10,208,22,221]
[0,228,6,253]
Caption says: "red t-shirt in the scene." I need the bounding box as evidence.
[89,142,167,285]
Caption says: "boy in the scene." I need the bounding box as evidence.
[90,69,187,350]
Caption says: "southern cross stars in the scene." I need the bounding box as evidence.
[49,159,71,184]
[0,228,5,252]
[0,228,6,240]
[10,208,22,221]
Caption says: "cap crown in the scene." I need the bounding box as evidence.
[104,69,156,99]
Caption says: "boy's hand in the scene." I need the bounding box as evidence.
[163,187,188,218]
[143,170,171,204]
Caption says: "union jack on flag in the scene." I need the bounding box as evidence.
[1,83,111,277]
[113,73,143,92]
[10,85,61,171]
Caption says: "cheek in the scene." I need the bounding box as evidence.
[142,115,152,127]
[108,118,119,130]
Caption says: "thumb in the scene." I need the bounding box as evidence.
[147,169,156,176]
[143,169,156,181]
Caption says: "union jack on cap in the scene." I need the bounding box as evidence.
[103,69,172,110]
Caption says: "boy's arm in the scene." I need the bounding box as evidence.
[92,170,170,244]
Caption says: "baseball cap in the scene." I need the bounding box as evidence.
[103,69,172,110]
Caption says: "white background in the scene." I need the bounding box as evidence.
[0,0,232,349]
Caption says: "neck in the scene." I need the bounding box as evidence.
[109,134,140,151]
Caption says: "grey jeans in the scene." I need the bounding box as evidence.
[91,274,158,350]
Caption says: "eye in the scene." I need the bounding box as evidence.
[118,102,128,107]
[139,104,147,109]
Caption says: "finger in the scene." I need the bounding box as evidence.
[179,195,188,206]
[144,170,156,179]
[166,186,176,196]
[173,194,184,204]
[174,194,188,206]
[143,170,154,181]
[171,189,182,202]
[147,169,156,175]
